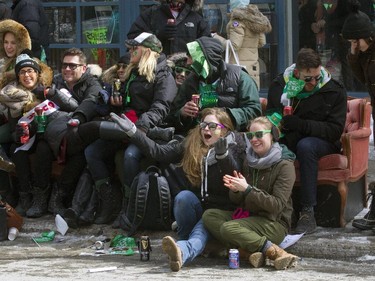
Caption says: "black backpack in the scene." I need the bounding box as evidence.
[119,166,172,236]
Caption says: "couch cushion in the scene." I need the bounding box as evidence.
[294,154,348,170]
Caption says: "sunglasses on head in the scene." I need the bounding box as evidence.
[246,130,271,140]
[302,75,322,83]
[62,63,83,70]
[117,63,127,69]
[199,121,225,131]
[175,66,191,75]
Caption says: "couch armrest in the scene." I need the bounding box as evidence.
[341,127,371,179]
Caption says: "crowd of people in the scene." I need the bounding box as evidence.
[0,0,374,273]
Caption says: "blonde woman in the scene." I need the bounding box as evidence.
[110,107,247,271]
[84,32,178,225]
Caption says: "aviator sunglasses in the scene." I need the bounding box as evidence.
[302,75,322,83]
[246,130,271,140]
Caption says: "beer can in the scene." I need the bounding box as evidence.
[95,241,104,250]
[283,105,293,116]
[19,121,29,144]
[138,235,151,261]
[228,249,239,269]
[191,94,200,106]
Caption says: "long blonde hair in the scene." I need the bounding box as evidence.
[181,108,235,187]
[123,46,159,83]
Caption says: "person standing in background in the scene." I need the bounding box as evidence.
[127,0,211,56]
[215,0,272,89]
[11,0,49,62]
[341,0,375,231]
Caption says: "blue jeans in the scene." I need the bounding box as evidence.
[84,139,124,182]
[296,137,340,207]
[174,190,210,265]
[123,143,143,188]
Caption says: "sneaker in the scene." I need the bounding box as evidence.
[293,210,317,234]
[352,211,375,230]
[353,182,375,230]
[162,236,183,272]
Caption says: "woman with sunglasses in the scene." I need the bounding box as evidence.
[202,115,298,270]
[0,50,55,218]
[110,107,247,272]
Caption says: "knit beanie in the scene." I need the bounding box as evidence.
[15,51,40,76]
[342,0,375,39]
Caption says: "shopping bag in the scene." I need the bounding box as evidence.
[225,39,245,68]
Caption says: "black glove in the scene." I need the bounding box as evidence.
[281,115,306,132]
[32,85,46,99]
[215,137,228,159]
[160,23,177,40]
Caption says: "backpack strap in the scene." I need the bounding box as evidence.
[157,175,172,230]
[127,173,150,236]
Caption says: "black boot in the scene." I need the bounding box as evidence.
[0,146,15,173]
[94,180,114,224]
[64,168,94,228]
[353,183,375,230]
[26,186,51,218]
[99,121,128,141]
[15,192,32,217]
[48,183,67,216]
[79,189,98,226]
[146,127,175,142]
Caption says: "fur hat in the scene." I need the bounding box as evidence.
[167,52,189,69]
[15,50,40,76]
[342,0,375,39]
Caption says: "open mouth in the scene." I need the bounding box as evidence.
[204,133,212,140]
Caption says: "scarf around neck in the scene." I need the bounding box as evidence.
[246,141,282,169]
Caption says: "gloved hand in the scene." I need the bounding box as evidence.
[281,115,306,132]
[67,118,80,127]
[215,137,228,159]
[160,23,177,40]
[110,112,137,137]
[32,85,46,98]
[43,84,56,99]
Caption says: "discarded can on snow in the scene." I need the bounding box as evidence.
[228,248,239,269]
[95,241,104,250]
[138,235,152,261]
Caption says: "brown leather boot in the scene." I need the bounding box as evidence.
[249,252,265,268]
[265,244,298,270]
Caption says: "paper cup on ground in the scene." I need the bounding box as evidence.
[8,227,19,241]
[55,214,69,235]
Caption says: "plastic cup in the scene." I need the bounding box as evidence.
[8,227,19,241]
[55,214,69,235]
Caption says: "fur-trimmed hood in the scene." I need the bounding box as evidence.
[158,0,204,12]
[0,57,53,89]
[166,52,188,68]
[230,4,272,33]
[0,19,31,58]
[101,65,118,84]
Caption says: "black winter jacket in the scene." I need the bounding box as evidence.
[11,0,49,59]
[266,73,347,153]
[127,2,210,55]
[112,53,177,132]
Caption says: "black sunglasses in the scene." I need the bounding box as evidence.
[199,121,225,131]
[175,66,191,75]
[302,75,322,83]
[62,63,83,70]
[246,130,271,140]
[117,63,127,69]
